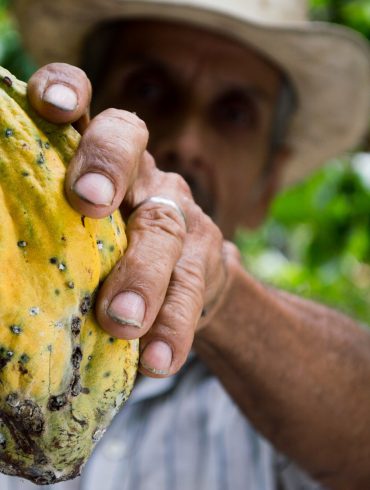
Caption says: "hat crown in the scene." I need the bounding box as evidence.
[130,0,309,24]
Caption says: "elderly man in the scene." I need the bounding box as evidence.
[2,0,370,489]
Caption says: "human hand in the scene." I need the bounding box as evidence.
[28,63,240,377]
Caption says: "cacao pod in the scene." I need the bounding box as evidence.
[0,67,139,484]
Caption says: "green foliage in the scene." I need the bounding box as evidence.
[236,157,370,323]
[0,2,35,80]
[310,0,370,39]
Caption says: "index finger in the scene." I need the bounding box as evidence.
[27,63,92,127]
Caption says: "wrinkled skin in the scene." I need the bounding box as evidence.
[28,21,286,377]
[26,20,370,490]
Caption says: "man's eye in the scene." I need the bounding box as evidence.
[223,105,252,124]
[136,78,164,101]
[213,96,258,130]
[123,70,168,106]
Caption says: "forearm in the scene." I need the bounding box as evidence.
[194,259,370,489]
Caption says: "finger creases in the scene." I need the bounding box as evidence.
[138,251,207,377]
[65,109,149,217]
[95,197,188,339]
[96,185,226,378]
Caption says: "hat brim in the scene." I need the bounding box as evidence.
[13,0,370,186]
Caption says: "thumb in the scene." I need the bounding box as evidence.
[27,62,91,131]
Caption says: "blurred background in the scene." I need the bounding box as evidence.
[1,0,370,323]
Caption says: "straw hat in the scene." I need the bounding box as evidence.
[12,0,370,186]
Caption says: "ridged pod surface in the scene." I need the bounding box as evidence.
[0,67,139,484]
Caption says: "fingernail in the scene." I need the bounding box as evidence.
[140,341,172,375]
[108,292,145,328]
[43,84,78,112]
[73,173,115,206]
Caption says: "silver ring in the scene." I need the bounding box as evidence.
[132,196,186,225]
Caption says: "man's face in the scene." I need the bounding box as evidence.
[92,20,285,238]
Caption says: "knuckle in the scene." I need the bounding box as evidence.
[211,223,223,247]
[88,110,148,158]
[142,151,157,172]
[165,172,192,198]
[173,258,205,306]
[45,62,87,79]
[188,201,215,235]
[159,301,196,345]
[131,204,186,243]
[99,108,148,137]
[223,240,242,263]
[31,63,89,89]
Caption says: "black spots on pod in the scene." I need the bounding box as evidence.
[80,295,92,316]
[103,372,111,378]
[98,238,119,253]
[85,355,93,370]
[5,394,45,434]
[70,375,81,397]
[71,317,81,336]
[37,153,45,165]
[32,472,57,486]
[6,393,18,408]
[67,281,75,289]
[18,354,30,374]
[54,289,60,296]
[0,432,6,449]
[108,338,115,344]
[71,347,82,369]
[2,76,12,87]
[81,216,86,228]
[4,128,13,138]
[17,240,27,248]
[29,307,40,316]
[49,257,67,271]
[30,362,86,410]
[0,347,13,370]
[48,394,68,412]
[18,363,28,376]
[19,354,30,364]
[35,139,50,151]
[9,325,22,335]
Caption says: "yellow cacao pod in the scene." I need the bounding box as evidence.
[0,67,138,484]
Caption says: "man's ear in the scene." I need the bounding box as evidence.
[243,145,292,229]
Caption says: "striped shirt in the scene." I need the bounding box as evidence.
[0,356,324,490]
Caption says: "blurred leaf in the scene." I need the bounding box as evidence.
[236,157,370,324]
[0,4,36,80]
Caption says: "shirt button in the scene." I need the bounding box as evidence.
[102,439,128,460]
